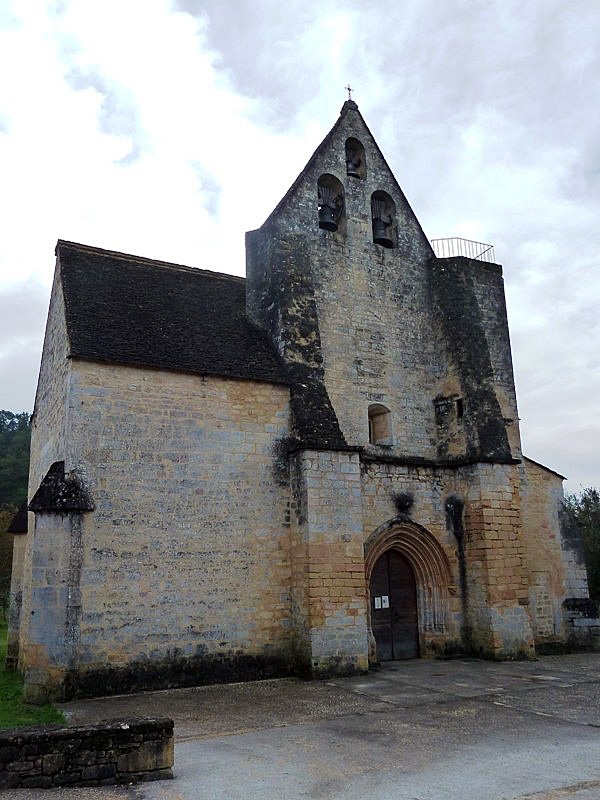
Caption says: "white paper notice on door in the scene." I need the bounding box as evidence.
[374,597,382,609]
[381,595,389,609]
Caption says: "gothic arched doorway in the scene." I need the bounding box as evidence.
[370,549,419,660]
[364,520,453,662]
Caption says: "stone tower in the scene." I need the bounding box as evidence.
[246,100,534,671]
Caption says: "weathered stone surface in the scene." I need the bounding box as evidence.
[117,739,171,773]
[0,718,173,788]
[42,752,65,774]
[21,774,53,788]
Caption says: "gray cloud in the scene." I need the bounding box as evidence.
[190,162,221,216]
[0,284,48,413]
[175,0,336,128]
[64,65,144,160]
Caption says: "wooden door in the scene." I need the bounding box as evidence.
[370,550,419,660]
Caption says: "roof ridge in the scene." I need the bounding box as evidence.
[56,240,246,284]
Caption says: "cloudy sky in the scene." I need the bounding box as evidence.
[0,0,598,490]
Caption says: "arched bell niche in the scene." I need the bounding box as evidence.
[317,174,345,233]
[371,190,396,248]
[345,137,366,179]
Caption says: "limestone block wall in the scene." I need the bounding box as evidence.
[23,361,294,698]
[468,262,522,459]
[28,262,70,498]
[20,512,86,702]
[290,450,368,677]
[430,258,519,462]
[6,533,26,668]
[20,263,71,666]
[520,458,590,645]
[456,463,533,657]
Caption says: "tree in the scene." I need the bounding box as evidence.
[565,487,600,604]
[0,411,31,509]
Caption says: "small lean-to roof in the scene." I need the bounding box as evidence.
[56,241,289,385]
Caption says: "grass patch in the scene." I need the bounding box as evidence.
[0,621,65,729]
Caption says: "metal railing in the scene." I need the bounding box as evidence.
[430,237,496,263]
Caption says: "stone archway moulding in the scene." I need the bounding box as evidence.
[364,519,453,634]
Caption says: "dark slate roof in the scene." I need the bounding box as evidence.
[57,241,289,385]
[29,461,94,513]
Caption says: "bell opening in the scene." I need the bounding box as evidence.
[345,137,366,179]
[317,173,345,234]
[373,218,392,248]
[371,190,396,249]
[318,207,338,232]
[374,234,393,248]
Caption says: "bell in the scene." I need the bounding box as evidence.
[318,204,338,232]
[346,153,361,178]
[373,218,393,248]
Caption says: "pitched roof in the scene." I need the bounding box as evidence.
[57,241,289,385]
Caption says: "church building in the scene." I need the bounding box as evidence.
[9,100,597,702]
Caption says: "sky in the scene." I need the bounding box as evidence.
[0,0,598,491]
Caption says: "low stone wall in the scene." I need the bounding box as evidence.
[564,598,600,651]
[0,717,173,789]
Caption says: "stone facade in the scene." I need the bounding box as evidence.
[13,100,597,701]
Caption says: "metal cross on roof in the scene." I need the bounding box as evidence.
[345,84,353,101]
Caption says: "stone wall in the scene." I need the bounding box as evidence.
[20,263,72,667]
[520,458,598,649]
[562,598,600,651]
[28,260,71,505]
[520,459,569,643]
[0,718,173,789]
[21,362,294,700]
[290,450,368,677]
[457,463,534,657]
[6,533,26,669]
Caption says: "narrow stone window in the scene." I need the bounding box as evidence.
[345,137,366,179]
[317,174,345,233]
[368,403,392,445]
[371,191,396,248]
[456,398,464,419]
